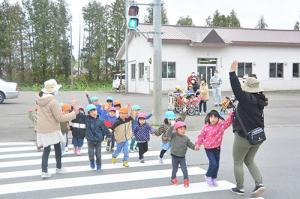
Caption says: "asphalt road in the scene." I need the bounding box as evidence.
[0,90,299,199]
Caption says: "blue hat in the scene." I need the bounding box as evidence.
[107,96,114,101]
[132,105,141,111]
[164,111,176,120]
[90,96,99,103]
[86,104,97,112]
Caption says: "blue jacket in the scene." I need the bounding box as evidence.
[103,114,118,128]
[85,116,110,142]
[132,113,152,131]
[133,123,153,142]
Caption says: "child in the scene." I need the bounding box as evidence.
[168,121,199,188]
[71,106,86,156]
[133,112,154,163]
[130,105,152,153]
[111,107,133,167]
[199,79,209,115]
[155,111,186,164]
[28,104,42,151]
[105,96,114,109]
[103,107,118,151]
[60,103,72,155]
[195,110,234,186]
[85,93,107,120]
[113,100,122,118]
[85,104,110,171]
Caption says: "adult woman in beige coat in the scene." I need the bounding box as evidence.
[36,79,76,179]
[198,79,209,115]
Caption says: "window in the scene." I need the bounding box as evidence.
[293,63,300,78]
[131,64,136,79]
[237,62,252,78]
[139,63,144,79]
[269,63,283,78]
[162,62,176,78]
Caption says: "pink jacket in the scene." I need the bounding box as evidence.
[195,112,234,149]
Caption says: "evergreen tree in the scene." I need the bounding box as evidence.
[294,21,299,30]
[176,16,193,26]
[144,6,168,24]
[256,16,268,29]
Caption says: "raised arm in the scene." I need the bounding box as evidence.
[51,100,76,122]
[220,111,234,130]
[229,61,248,102]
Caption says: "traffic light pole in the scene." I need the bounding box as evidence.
[153,0,162,125]
[124,0,129,93]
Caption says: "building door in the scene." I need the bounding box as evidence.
[197,58,217,89]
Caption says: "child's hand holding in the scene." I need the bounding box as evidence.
[195,145,200,151]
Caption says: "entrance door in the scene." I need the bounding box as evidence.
[197,66,216,88]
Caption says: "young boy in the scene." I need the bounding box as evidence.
[60,103,72,155]
[103,107,118,151]
[85,104,110,171]
[71,106,86,155]
[111,107,133,167]
[114,100,122,118]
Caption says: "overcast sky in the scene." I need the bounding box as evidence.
[3,0,300,57]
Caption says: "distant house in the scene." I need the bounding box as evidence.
[116,24,300,94]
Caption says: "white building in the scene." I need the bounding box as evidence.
[116,24,300,94]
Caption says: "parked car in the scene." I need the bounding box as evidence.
[0,78,19,104]
[112,74,125,91]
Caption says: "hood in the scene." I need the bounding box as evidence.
[254,93,268,110]
[36,94,55,107]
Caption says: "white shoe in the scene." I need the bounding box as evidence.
[56,167,67,174]
[129,149,134,153]
[65,147,69,152]
[159,158,163,164]
[41,172,51,179]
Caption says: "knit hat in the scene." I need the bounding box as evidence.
[174,121,186,130]
[62,103,72,112]
[241,77,263,93]
[119,107,128,114]
[137,112,147,119]
[42,79,62,94]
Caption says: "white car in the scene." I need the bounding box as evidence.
[0,78,19,104]
[112,74,125,91]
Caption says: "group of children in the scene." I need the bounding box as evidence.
[29,93,234,188]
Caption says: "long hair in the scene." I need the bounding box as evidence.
[204,110,224,124]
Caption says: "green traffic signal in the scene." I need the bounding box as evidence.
[128,18,139,30]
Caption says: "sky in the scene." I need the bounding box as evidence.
[3,0,300,58]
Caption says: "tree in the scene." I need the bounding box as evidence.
[144,6,168,24]
[294,21,299,30]
[176,16,193,26]
[256,16,268,29]
[205,9,240,28]
[228,10,240,27]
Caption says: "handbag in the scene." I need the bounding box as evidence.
[235,109,266,145]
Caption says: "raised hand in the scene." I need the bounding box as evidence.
[230,61,238,72]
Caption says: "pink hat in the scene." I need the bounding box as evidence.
[174,121,187,130]
[78,106,84,110]
[109,107,117,112]
[137,112,147,119]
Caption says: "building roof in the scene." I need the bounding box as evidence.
[116,24,300,59]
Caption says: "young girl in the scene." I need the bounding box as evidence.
[60,103,72,155]
[199,79,209,115]
[155,111,186,164]
[168,121,199,188]
[133,112,154,163]
[71,106,86,156]
[195,110,234,186]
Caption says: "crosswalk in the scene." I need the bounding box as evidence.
[0,141,235,199]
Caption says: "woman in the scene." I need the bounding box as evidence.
[36,79,76,179]
[198,79,209,115]
[229,61,268,197]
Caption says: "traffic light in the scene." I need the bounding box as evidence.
[127,5,139,30]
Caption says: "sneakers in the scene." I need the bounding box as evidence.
[65,147,69,152]
[129,149,134,153]
[41,172,51,179]
[251,184,265,197]
[123,161,129,167]
[205,176,213,186]
[90,162,95,169]
[212,178,218,186]
[231,187,245,196]
[106,146,110,152]
[96,164,101,172]
[140,159,145,163]
[159,158,163,164]
[171,178,178,185]
[76,147,81,156]
[183,179,189,188]
[112,157,117,164]
[74,147,78,155]
[56,167,66,174]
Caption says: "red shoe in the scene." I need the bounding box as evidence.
[184,179,190,188]
[171,178,178,185]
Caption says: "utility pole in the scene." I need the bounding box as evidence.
[153,0,162,125]
[124,0,129,93]
[77,20,81,76]
[70,25,73,85]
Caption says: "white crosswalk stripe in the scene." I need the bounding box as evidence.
[0,141,235,199]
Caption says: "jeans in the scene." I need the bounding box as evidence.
[199,100,207,113]
[107,133,115,150]
[205,147,221,179]
[171,154,189,180]
[233,134,263,189]
[159,149,167,158]
[42,142,62,172]
[112,141,129,161]
[130,137,136,150]
[212,87,222,105]
[72,137,84,147]
[137,142,148,160]
[88,141,102,165]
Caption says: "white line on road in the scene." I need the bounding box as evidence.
[0,167,204,195]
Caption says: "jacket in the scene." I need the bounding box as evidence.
[103,114,118,128]
[85,115,110,142]
[210,75,222,89]
[195,112,234,149]
[167,126,195,157]
[200,83,209,101]
[36,94,76,134]
[229,72,268,138]
[134,123,153,142]
[111,117,133,143]
[60,122,69,133]
[71,112,86,139]
[132,113,152,131]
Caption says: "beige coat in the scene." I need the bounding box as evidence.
[200,83,209,101]
[36,94,76,134]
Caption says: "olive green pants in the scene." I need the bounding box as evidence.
[233,134,263,189]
